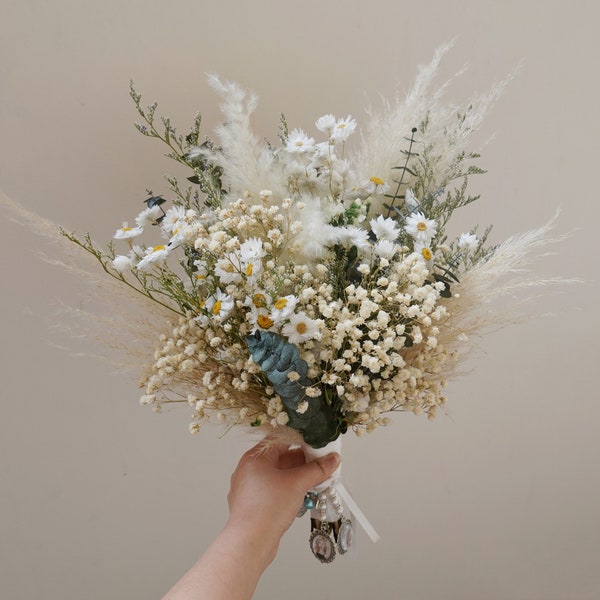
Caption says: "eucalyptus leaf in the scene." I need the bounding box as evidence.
[245,331,341,448]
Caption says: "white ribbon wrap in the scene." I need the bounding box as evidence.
[301,439,380,544]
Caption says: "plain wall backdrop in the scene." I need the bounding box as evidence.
[1,1,598,599]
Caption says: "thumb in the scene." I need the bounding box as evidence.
[295,452,341,490]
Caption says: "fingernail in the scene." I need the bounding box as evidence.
[324,452,341,470]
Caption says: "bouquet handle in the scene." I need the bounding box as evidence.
[301,438,342,492]
[301,439,380,545]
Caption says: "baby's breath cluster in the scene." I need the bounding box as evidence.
[65,56,502,447]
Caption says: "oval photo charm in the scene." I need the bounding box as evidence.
[309,530,336,563]
[337,519,353,554]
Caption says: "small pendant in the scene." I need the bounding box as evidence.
[309,526,336,563]
[337,518,354,554]
[302,485,353,562]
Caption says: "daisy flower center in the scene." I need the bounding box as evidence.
[121,227,132,232]
[296,322,308,334]
[212,301,222,315]
[253,294,267,308]
[417,222,427,232]
[153,245,165,252]
[274,298,288,310]
[370,176,384,186]
[245,263,253,276]
[257,315,274,329]
[421,248,432,261]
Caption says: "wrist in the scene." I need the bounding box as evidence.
[223,515,281,570]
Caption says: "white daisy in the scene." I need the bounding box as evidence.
[414,241,434,268]
[374,239,397,259]
[315,114,336,135]
[370,215,400,241]
[205,289,234,320]
[458,232,479,251]
[239,237,266,262]
[405,212,438,243]
[331,116,357,142]
[244,290,272,310]
[286,129,315,153]
[192,261,208,285]
[161,206,186,235]
[114,222,143,240]
[363,176,390,196]
[282,312,321,344]
[246,306,275,332]
[214,254,242,284]
[135,205,164,228]
[241,258,263,282]
[271,295,298,322]
[168,223,194,247]
[135,245,171,271]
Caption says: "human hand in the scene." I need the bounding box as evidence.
[226,440,341,565]
[161,440,340,600]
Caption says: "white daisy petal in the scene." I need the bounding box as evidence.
[405,212,438,243]
[114,222,144,240]
[282,312,321,344]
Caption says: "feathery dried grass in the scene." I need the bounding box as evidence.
[354,41,516,212]
[1,188,177,377]
[436,213,576,380]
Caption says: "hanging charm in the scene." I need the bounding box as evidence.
[337,517,354,555]
[304,484,353,563]
[309,525,336,563]
[297,491,317,518]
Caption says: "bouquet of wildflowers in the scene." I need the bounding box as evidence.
[59,45,560,561]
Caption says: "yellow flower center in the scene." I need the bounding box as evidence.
[370,176,384,186]
[337,123,346,129]
[195,274,206,280]
[296,322,307,334]
[274,298,288,310]
[121,227,132,232]
[245,263,253,276]
[223,263,234,273]
[295,140,304,147]
[153,245,165,252]
[421,248,432,261]
[212,301,222,315]
[417,222,427,232]
[257,314,274,329]
[253,293,267,308]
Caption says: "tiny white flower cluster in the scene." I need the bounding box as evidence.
[114,182,477,434]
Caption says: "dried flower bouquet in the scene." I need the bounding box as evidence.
[57,44,561,560]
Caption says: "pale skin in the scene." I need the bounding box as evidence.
[161,441,341,600]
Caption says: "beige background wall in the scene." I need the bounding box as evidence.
[1,1,598,599]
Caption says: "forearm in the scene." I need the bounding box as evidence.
[161,519,279,600]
